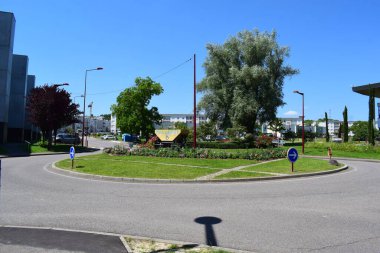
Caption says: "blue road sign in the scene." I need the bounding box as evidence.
[69,146,75,160]
[287,147,298,163]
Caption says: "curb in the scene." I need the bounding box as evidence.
[0,225,253,253]
[49,162,349,184]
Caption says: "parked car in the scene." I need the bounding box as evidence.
[101,134,117,140]
[215,135,229,142]
[55,133,80,144]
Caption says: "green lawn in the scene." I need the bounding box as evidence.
[243,157,340,174]
[280,142,380,160]
[215,171,272,179]
[31,143,88,153]
[56,154,257,179]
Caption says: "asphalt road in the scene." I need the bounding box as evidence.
[0,138,379,252]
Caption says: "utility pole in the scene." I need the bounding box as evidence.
[193,53,197,149]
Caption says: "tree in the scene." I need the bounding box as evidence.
[100,114,111,121]
[325,112,330,142]
[343,106,349,142]
[173,122,190,145]
[268,118,285,138]
[351,121,369,141]
[337,123,342,138]
[111,77,163,140]
[368,89,375,145]
[283,129,296,143]
[198,121,217,141]
[26,84,79,148]
[198,29,298,134]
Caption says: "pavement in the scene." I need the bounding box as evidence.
[0,226,128,253]
[1,138,380,252]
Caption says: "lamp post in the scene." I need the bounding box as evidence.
[293,90,305,154]
[82,67,103,147]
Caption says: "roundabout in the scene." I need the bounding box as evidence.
[1,142,380,252]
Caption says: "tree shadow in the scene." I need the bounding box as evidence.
[194,216,222,246]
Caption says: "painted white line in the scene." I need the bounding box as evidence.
[119,236,133,252]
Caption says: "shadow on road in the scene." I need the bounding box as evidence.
[194,216,222,246]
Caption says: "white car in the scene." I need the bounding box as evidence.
[101,135,117,140]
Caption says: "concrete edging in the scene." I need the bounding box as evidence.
[49,161,349,184]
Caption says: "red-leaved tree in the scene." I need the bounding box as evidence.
[26,84,80,148]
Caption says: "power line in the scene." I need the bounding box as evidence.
[86,56,193,96]
[153,57,193,79]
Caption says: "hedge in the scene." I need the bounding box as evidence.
[104,146,286,161]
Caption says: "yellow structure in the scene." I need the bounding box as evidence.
[155,129,181,142]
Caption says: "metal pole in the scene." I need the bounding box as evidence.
[302,93,305,154]
[193,53,197,149]
[82,71,87,147]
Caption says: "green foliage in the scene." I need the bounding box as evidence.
[325,112,329,142]
[304,119,314,126]
[109,146,286,161]
[100,114,111,120]
[343,106,348,142]
[198,121,217,141]
[282,129,296,142]
[174,122,190,144]
[198,29,298,134]
[111,77,163,140]
[268,118,285,136]
[255,135,273,148]
[226,125,246,141]
[350,121,375,141]
[197,141,252,149]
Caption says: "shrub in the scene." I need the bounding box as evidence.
[106,146,287,161]
[255,135,273,148]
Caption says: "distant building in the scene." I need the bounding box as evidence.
[155,113,209,129]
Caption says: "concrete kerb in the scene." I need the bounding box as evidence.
[49,161,349,184]
[0,225,254,253]
[302,155,380,163]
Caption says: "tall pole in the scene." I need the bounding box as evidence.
[82,71,88,147]
[193,53,197,149]
[81,67,103,147]
[302,93,305,154]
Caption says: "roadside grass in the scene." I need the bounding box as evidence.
[215,158,341,179]
[215,171,272,179]
[243,157,340,174]
[280,142,380,160]
[55,154,258,179]
[30,143,88,153]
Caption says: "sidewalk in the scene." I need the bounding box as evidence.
[0,226,128,253]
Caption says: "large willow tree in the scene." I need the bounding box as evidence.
[198,29,298,134]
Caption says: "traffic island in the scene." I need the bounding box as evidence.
[50,154,348,183]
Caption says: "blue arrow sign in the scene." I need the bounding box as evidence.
[69,146,75,160]
[287,147,298,163]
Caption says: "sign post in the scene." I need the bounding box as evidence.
[69,146,75,170]
[287,147,299,172]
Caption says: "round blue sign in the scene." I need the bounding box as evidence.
[287,147,298,163]
[69,146,75,160]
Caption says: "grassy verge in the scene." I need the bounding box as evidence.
[215,158,341,179]
[56,154,257,179]
[280,142,380,160]
[31,143,89,153]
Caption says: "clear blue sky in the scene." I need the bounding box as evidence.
[1,0,379,121]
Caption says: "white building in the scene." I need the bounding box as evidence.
[72,116,110,134]
[155,113,209,129]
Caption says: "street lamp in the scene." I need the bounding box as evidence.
[82,67,103,147]
[293,90,305,154]
[53,83,69,88]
